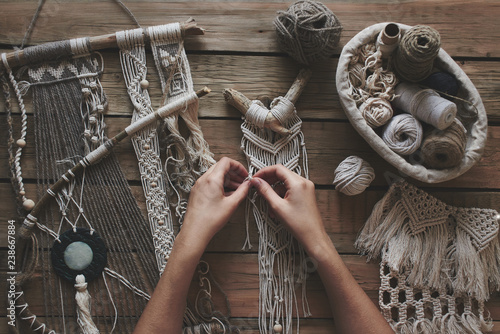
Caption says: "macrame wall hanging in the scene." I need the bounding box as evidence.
[355,180,500,334]
[2,20,231,334]
[223,68,312,334]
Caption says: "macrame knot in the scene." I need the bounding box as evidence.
[270,97,296,126]
[246,100,269,128]
[74,274,88,292]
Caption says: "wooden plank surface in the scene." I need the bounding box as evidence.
[1,1,500,333]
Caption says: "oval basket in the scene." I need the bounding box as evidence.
[336,22,487,183]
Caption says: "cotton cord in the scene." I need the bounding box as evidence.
[382,114,423,156]
[274,0,342,65]
[421,119,467,169]
[333,156,375,196]
[392,82,457,130]
[392,25,441,82]
[360,97,393,128]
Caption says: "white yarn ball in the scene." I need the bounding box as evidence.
[360,97,393,128]
[333,156,375,196]
[382,114,423,155]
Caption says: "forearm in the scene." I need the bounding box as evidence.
[309,235,394,334]
[133,229,207,333]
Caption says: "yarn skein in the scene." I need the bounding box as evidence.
[333,156,375,196]
[392,82,457,130]
[360,97,393,128]
[421,119,467,169]
[392,25,441,82]
[382,114,423,156]
[420,71,459,97]
[274,0,342,65]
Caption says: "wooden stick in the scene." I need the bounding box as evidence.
[223,68,312,136]
[17,86,210,240]
[0,18,204,71]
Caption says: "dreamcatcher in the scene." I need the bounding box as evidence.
[2,20,231,334]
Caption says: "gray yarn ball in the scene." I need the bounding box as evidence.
[274,0,342,65]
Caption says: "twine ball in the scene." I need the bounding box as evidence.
[333,156,375,196]
[382,114,423,155]
[420,71,459,97]
[360,97,393,128]
[274,0,342,65]
[421,119,467,169]
[392,25,441,82]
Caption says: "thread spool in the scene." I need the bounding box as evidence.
[392,25,441,82]
[392,82,457,130]
[421,119,467,169]
[333,156,375,196]
[382,114,423,156]
[360,97,393,128]
[376,23,401,59]
[274,0,342,65]
[420,71,459,97]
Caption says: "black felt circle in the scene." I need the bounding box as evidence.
[51,227,107,283]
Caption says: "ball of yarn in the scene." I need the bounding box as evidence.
[420,71,459,97]
[392,25,441,82]
[274,0,342,65]
[393,82,457,130]
[333,156,375,196]
[421,119,467,169]
[382,114,423,155]
[360,97,393,128]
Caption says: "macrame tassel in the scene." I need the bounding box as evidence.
[74,274,99,334]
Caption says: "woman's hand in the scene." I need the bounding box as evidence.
[250,164,328,257]
[180,157,251,247]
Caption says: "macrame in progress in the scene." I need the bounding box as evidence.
[2,21,228,333]
[224,69,312,333]
[3,43,157,333]
[356,180,500,334]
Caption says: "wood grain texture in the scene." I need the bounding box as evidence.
[1,1,500,333]
[0,1,499,57]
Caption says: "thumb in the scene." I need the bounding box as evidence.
[251,177,283,209]
[227,179,251,206]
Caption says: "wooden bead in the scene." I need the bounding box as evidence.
[151,182,157,188]
[19,190,26,196]
[16,139,26,148]
[140,79,149,89]
[158,220,164,226]
[23,199,35,211]
[144,144,150,150]
[273,324,283,333]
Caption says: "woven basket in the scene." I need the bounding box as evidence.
[336,22,487,183]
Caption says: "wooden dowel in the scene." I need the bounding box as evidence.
[17,86,210,239]
[0,18,204,71]
[223,68,312,136]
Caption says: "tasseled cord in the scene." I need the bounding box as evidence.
[74,274,100,334]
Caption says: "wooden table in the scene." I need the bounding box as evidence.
[1,1,499,333]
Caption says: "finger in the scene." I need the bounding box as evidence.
[250,177,284,209]
[252,165,296,187]
[226,180,251,204]
[213,157,248,180]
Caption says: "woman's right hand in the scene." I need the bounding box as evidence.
[250,164,329,257]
